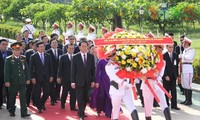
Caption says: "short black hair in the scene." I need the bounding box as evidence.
[168,32,174,36]
[50,33,58,39]
[180,35,185,38]
[0,39,8,44]
[68,35,76,39]
[36,41,44,47]
[23,30,29,34]
[79,38,87,42]
[66,43,74,49]
[89,45,95,49]
[41,35,48,40]
[78,40,88,47]
[49,38,58,45]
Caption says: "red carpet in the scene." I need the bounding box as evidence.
[28,97,131,120]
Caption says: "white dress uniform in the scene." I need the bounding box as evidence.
[87,32,96,42]
[105,61,139,120]
[63,28,74,45]
[76,30,85,41]
[21,24,36,39]
[52,29,60,39]
[141,62,170,118]
[181,47,195,89]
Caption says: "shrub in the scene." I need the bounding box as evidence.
[193,59,200,84]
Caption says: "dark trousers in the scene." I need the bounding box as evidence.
[61,82,76,109]
[8,84,27,115]
[33,80,50,110]
[50,80,57,102]
[55,82,61,99]
[163,78,177,108]
[26,83,34,106]
[135,80,144,106]
[76,85,89,118]
[0,84,3,106]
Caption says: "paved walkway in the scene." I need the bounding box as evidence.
[0,88,199,120]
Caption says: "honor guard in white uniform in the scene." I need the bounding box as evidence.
[105,49,139,120]
[63,22,74,45]
[21,18,36,39]
[76,22,85,42]
[52,23,60,39]
[87,25,96,42]
[179,37,195,105]
[141,45,172,120]
[101,27,108,36]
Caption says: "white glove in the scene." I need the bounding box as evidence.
[122,81,132,89]
[179,54,183,58]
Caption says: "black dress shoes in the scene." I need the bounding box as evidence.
[171,106,180,110]
[42,105,46,110]
[71,108,78,111]
[38,109,42,113]
[10,112,15,117]
[21,114,31,118]
[61,104,65,109]
[51,101,55,106]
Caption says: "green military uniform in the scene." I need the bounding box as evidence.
[4,54,30,116]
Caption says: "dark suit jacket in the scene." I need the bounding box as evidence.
[163,52,179,80]
[45,43,63,51]
[0,50,12,84]
[46,48,63,78]
[71,52,95,87]
[25,49,35,65]
[29,52,53,82]
[63,44,80,54]
[57,54,72,84]
[175,45,184,55]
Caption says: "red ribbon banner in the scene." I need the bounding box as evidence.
[94,37,173,46]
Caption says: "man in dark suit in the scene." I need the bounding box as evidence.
[168,32,177,52]
[71,41,95,120]
[25,40,38,107]
[46,39,63,105]
[45,34,63,51]
[0,39,12,109]
[63,35,80,54]
[57,44,77,110]
[30,41,53,113]
[175,35,185,95]
[22,30,33,45]
[163,44,180,110]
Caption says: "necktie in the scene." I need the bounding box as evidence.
[40,53,44,65]
[170,53,173,62]
[83,54,87,66]
[54,49,57,59]
[70,54,73,61]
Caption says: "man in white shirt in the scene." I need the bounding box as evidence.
[76,22,85,42]
[52,23,60,39]
[87,25,96,42]
[21,18,36,39]
[63,22,74,45]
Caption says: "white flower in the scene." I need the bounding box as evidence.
[147,67,151,71]
[135,58,139,62]
[116,51,120,55]
[126,67,132,72]
[141,68,148,74]
[121,55,127,59]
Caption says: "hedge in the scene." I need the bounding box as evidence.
[0,24,21,39]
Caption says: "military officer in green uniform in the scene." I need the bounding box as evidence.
[4,42,31,117]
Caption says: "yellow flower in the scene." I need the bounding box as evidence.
[119,45,124,49]
[126,59,131,63]
[120,51,124,56]
[121,60,126,65]
[132,62,137,68]
[131,52,137,57]
[125,50,130,55]
[138,58,144,65]
[115,56,119,61]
